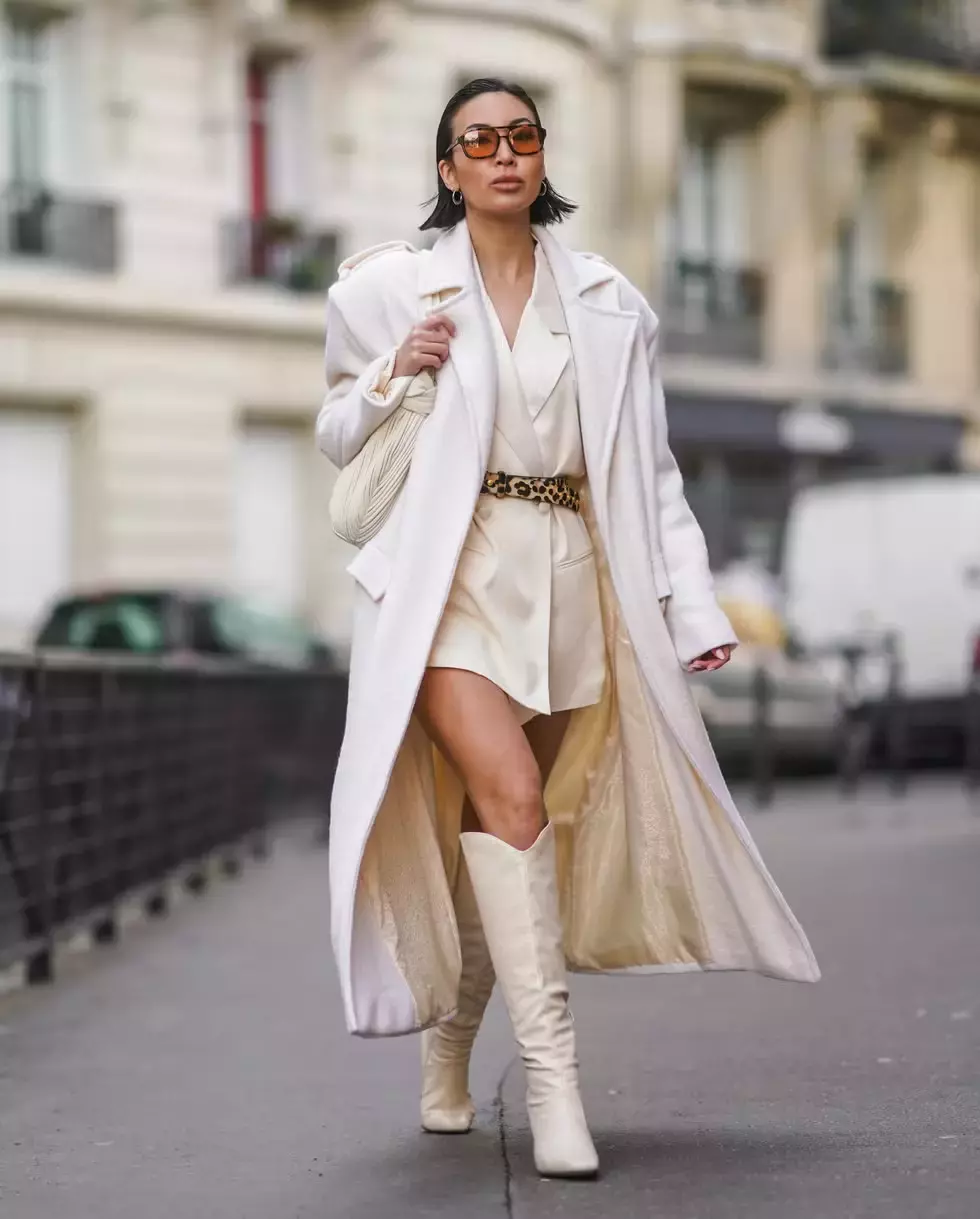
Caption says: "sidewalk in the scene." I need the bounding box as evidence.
[2,781,978,1218]
[0,820,514,1219]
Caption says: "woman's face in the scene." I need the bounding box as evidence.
[439,92,545,219]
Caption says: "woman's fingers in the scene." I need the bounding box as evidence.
[413,343,449,370]
[392,314,455,378]
[414,338,450,357]
[422,313,456,337]
[687,645,732,673]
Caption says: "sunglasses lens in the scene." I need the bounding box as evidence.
[511,126,542,154]
[460,128,498,158]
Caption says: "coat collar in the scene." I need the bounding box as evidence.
[417,219,619,304]
[416,220,476,300]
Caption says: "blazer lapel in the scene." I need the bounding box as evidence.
[418,222,496,467]
[512,252,571,422]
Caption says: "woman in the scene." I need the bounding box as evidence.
[317,78,819,1181]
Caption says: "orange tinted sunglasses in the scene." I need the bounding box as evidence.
[444,123,546,160]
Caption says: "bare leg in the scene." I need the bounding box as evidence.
[523,711,572,793]
[417,670,535,1131]
[416,668,547,850]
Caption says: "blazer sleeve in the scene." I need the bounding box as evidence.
[644,310,738,666]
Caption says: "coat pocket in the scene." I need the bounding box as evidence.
[346,542,392,602]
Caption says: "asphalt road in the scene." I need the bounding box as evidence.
[1,780,978,1218]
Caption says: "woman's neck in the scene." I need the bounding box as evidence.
[466,211,535,286]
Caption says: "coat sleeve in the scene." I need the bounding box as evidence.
[644,310,738,667]
[316,284,413,470]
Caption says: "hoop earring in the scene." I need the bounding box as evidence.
[539,180,547,197]
[452,189,463,205]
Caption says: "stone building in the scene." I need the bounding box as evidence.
[1,0,978,651]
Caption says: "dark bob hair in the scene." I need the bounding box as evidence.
[419,77,577,231]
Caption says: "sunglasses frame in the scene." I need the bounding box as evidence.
[443,123,547,161]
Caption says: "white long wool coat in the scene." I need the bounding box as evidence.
[317,221,820,1038]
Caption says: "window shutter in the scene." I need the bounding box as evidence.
[234,424,303,613]
[265,56,311,218]
[0,413,72,646]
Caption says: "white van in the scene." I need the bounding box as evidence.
[781,474,980,759]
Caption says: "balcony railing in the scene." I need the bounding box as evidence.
[823,0,980,74]
[222,216,340,294]
[0,185,118,273]
[661,257,767,362]
[823,280,910,376]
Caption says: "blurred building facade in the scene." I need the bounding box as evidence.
[1,0,979,650]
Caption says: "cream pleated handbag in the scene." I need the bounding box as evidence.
[328,368,436,548]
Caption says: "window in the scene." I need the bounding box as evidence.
[234,423,304,614]
[0,4,51,187]
[245,51,311,222]
[839,150,887,303]
[677,131,753,264]
[0,411,72,646]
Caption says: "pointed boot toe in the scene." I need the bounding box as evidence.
[529,1087,599,1178]
[421,1034,476,1133]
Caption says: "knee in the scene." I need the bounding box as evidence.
[474,763,544,852]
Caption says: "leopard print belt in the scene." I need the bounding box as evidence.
[480,470,581,513]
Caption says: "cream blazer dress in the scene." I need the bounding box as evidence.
[426,242,607,723]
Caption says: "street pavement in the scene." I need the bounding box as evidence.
[1,779,978,1218]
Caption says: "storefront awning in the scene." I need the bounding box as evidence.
[667,392,966,466]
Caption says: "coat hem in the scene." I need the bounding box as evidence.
[568,960,821,983]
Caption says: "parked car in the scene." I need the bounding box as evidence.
[33,588,339,673]
[687,642,843,772]
[31,588,345,812]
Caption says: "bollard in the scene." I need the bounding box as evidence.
[882,633,909,797]
[836,645,867,797]
[966,671,980,793]
[752,661,775,809]
[26,663,55,985]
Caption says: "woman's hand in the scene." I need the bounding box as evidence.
[392,313,456,379]
[687,645,733,674]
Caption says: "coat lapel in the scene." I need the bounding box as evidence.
[418,222,497,468]
[534,228,640,520]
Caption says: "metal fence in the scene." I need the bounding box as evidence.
[0,653,346,985]
[823,280,910,378]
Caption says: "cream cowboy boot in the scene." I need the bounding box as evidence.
[460,823,599,1179]
[420,855,496,1133]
